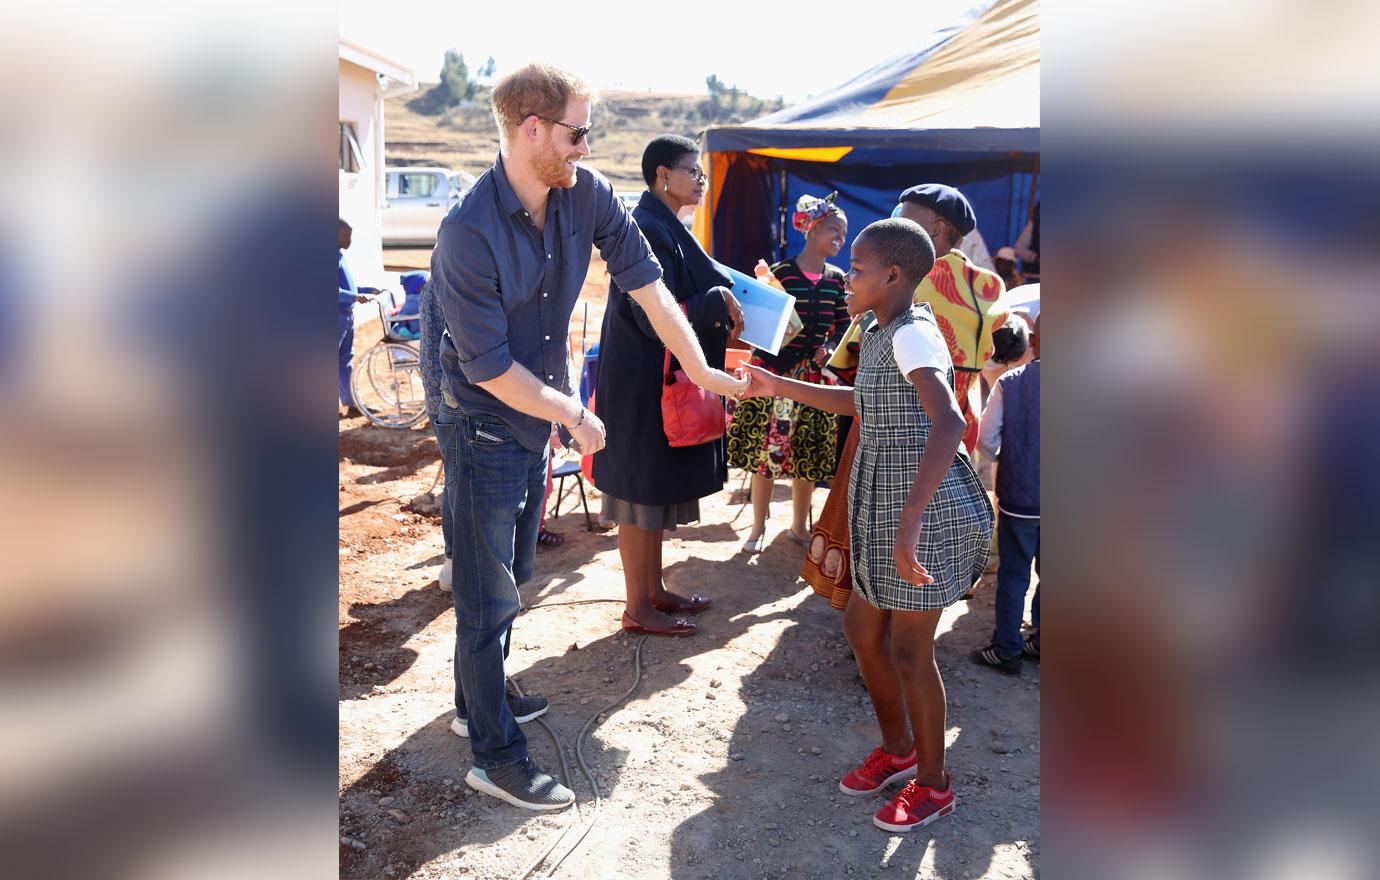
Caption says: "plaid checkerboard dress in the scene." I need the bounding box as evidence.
[848,306,993,611]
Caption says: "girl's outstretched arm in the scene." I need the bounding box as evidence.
[893,367,966,585]
[740,364,857,416]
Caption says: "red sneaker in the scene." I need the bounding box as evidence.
[873,774,957,832]
[839,747,917,796]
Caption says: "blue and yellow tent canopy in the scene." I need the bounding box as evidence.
[697,0,1039,272]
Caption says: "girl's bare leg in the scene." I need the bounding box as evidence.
[889,609,948,788]
[843,592,913,756]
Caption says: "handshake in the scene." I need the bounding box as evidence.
[560,365,777,455]
[731,364,778,400]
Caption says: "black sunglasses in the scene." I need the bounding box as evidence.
[531,115,591,145]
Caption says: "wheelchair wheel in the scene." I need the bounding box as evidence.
[350,342,427,428]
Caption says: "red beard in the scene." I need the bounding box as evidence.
[535,145,578,189]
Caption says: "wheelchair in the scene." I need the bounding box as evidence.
[350,288,427,428]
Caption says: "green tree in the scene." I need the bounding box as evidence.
[705,73,724,121]
[439,48,475,104]
[411,48,485,115]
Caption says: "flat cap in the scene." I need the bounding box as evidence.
[898,183,976,236]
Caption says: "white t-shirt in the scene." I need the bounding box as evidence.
[892,320,951,378]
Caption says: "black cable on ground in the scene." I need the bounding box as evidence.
[508,677,581,880]
[540,634,648,878]
[503,595,649,880]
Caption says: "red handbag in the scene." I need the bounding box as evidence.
[661,348,726,447]
[580,391,597,485]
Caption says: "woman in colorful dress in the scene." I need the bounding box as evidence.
[727,192,851,553]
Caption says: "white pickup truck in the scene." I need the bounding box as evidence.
[382,167,475,246]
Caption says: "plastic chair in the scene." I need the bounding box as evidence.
[549,458,593,531]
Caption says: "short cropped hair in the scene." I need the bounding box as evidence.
[991,317,1030,364]
[490,63,595,143]
[857,218,936,288]
[339,218,351,231]
[641,134,699,188]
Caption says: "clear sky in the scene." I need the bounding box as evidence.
[340,0,986,104]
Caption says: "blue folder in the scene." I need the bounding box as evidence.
[723,267,797,356]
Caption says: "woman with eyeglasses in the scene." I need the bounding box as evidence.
[726,192,851,553]
[592,134,745,637]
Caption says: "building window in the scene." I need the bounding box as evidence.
[339,122,363,173]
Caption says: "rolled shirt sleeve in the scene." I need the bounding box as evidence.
[434,223,513,384]
[591,175,662,295]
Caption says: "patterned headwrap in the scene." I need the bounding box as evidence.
[792,191,844,236]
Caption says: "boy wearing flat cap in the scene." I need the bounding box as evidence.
[895,184,1008,454]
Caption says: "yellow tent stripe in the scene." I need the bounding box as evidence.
[746,146,854,162]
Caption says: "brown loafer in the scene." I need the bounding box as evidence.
[620,612,697,637]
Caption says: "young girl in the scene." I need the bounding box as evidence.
[740,218,993,832]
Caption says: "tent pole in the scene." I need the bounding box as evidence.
[1026,154,1040,221]
[778,164,788,262]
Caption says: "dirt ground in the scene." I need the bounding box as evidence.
[339,257,1040,880]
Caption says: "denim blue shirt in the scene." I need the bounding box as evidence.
[432,154,662,452]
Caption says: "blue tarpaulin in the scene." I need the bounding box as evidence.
[697,0,1039,273]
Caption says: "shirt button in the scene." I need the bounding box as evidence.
[546,254,552,260]
[542,292,549,298]
[545,335,551,341]
[548,375,554,380]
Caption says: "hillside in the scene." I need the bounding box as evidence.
[384,87,782,194]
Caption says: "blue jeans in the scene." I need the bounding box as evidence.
[992,513,1040,657]
[435,402,547,769]
[338,309,354,406]
[433,414,511,715]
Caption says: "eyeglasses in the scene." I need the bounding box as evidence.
[671,164,707,183]
[530,115,591,145]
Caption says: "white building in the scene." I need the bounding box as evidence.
[338,38,416,291]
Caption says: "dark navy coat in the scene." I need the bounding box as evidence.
[592,192,733,505]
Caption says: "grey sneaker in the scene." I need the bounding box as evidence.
[466,758,574,811]
[451,693,549,738]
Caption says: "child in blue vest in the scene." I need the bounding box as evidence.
[389,270,428,339]
[972,313,1040,673]
[742,218,991,833]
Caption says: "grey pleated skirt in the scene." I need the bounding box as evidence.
[601,493,700,531]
